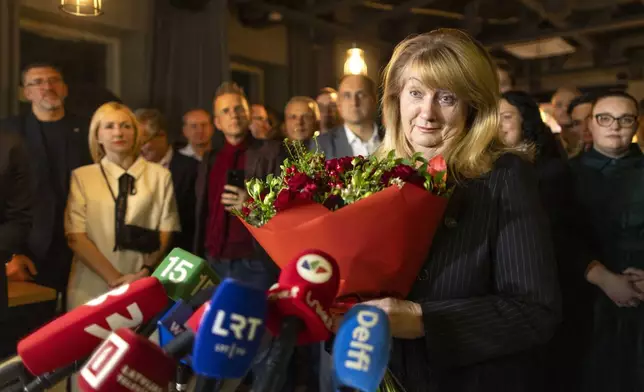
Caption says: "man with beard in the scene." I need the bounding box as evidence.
[0,63,91,306]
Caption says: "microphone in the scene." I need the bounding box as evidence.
[17,277,168,376]
[152,248,220,302]
[18,273,216,392]
[254,250,340,392]
[332,305,391,392]
[191,278,267,390]
[78,328,190,392]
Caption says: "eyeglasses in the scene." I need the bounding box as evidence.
[24,77,63,88]
[594,113,638,128]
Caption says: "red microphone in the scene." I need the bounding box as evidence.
[254,250,340,392]
[17,277,168,376]
[78,300,210,392]
[78,328,177,392]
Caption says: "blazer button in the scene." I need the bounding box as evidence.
[417,269,429,281]
[444,217,458,228]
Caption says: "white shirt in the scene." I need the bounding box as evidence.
[65,157,180,310]
[344,124,381,156]
[179,144,202,161]
[159,148,174,169]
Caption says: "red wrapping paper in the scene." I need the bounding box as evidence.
[241,184,448,308]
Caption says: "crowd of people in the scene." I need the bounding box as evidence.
[1,28,643,392]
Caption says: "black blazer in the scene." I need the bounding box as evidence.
[0,130,32,311]
[0,111,91,278]
[168,150,199,252]
[389,154,560,392]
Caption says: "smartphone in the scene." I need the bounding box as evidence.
[226,169,245,190]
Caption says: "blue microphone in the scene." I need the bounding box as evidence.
[332,305,391,392]
[192,278,267,392]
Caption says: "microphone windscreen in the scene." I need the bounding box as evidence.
[192,278,267,379]
[332,304,391,392]
[157,299,193,348]
[152,248,219,302]
[78,328,175,392]
[266,250,340,344]
[18,277,168,375]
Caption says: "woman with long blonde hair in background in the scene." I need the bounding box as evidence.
[360,29,560,392]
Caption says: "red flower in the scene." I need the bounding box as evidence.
[287,173,313,191]
[274,189,293,211]
[382,164,425,188]
[326,156,354,174]
[241,206,251,216]
[428,155,447,175]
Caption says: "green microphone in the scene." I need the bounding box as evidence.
[153,248,220,302]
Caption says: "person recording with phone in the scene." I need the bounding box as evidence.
[194,82,285,291]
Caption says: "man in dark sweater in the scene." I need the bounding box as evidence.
[0,63,91,298]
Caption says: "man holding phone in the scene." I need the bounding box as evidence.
[193,82,285,291]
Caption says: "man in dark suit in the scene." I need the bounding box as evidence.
[0,63,91,297]
[137,108,198,251]
[316,74,383,159]
[0,130,32,313]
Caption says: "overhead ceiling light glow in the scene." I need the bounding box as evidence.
[503,37,575,59]
[59,0,103,17]
[344,47,368,76]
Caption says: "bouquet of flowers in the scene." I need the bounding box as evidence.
[235,135,451,308]
[235,136,449,392]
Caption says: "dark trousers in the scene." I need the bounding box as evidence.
[206,257,279,291]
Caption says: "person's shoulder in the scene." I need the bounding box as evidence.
[72,163,100,178]
[0,128,22,145]
[0,115,24,132]
[488,152,539,186]
[143,159,172,177]
[65,111,90,126]
[493,152,534,172]
[171,149,199,166]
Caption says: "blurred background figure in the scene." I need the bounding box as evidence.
[551,86,582,128]
[499,91,592,392]
[496,61,515,93]
[179,109,214,161]
[283,96,319,142]
[137,108,198,252]
[316,87,341,134]
[249,103,274,140]
[566,94,595,157]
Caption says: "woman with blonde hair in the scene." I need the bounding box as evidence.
[65,102,180,312]
[361,29,560,391]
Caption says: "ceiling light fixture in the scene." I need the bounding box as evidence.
[344,46,368,76]
[59,0,103,17]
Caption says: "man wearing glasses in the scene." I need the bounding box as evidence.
[0,63,91,308]
[569,91,644,392]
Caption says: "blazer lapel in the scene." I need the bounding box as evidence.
[333,128,353,158]
[23,112,50,183]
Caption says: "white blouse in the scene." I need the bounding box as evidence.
[65,156,180,309]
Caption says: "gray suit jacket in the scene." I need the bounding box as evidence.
[314,125,384,159]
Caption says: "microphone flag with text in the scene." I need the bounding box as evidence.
[192,278,268,380]
[332,304,391,392]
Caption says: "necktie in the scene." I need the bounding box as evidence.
[114,173,135,251]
